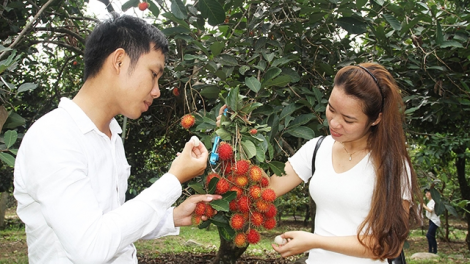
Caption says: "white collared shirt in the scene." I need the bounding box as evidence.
[14,98,182,263]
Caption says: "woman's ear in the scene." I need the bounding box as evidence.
[371,113,382,126]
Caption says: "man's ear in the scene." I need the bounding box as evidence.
[111,48,126,74]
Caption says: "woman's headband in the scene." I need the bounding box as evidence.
[357,65,384,112]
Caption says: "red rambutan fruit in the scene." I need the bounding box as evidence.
[205,204,216,218]
[261,188,276,202]
[237,195,251,213]
[218,142,234,161]
[248,165,263,182]
[263,217,277,230]
[234,175,249,188]
[264,203,277,218]
[234,160,250,176]
[260,177,269,188]
[194,202,206,216]
[229,185,243,198]
[230,214,246,230]
[250,211,264,227]
[215,178,230,194]
[233,233,247,248]
[181,114,195,129]
[254,199,270,212]
[246,229,260,244]
[248,185,262,200]
[191,214,202,226]
[229,200,238,211]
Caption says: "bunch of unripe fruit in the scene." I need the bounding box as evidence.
[192,142,278,247]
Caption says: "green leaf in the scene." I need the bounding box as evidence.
[336,17,367,35]
[207,177,219,194]
[356,0,367,9]
[255,145,266,163]
[241,140,256,159]
[436,21,443,45]
[160,26,191,36]
[285,126,315,140]
[197,0,225,26]
[217,54,238,66]
[17,83,38,93]
[245,77,261,93]
[239,65,250,75]
[262,67,282,82]
[0,45,12,53]
[121,0,139,11]
[210,41,224,56]
[262,75,291,88]
[217,225,235,241]
[189,181,206,194]
[4,112,25,129]
[171,0,187,19]
[268,161,285,176]
[210,199,229,212]
[226,86,240,111]
[440,41,463,48]
[280,104,297,120]
[382,14,402,31]
[222,191,237,202]
[290,114,315,128]
[148,1,160,17]
[200,85,220,99]
[216,127,232,141]
[4,130,17,148]
[373,0,384,6]
[0,152,15,167]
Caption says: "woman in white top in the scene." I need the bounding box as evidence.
[423,189,440,254]
[216,63,421,263]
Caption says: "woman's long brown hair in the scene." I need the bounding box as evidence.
[334,63,421,260]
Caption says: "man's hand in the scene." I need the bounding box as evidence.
[169,136,208,183]
[173,194,222,227]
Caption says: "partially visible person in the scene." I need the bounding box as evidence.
[14,13,220,263]
[217,63,421,263]
[423,189,440,254]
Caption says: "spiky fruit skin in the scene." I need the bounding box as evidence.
[234,175,249,188]
[205,204,216,218]
[229,186,243,198]
[264,203,277,218]
[248,166,263,182]
[191,214,202,226]
[263,217,277,230]
[218,142,234,161]
[223,161,233,175]
[234,233,247,248]
[250,212,264,227]
[229,200,238,211]
[138,2,149,11]
[261,188,276,202]
[206,172,220,187]
[246,229,260,244]
[215,178,230,194]
[248,185,262,200]
[181,114,195,129]
[249,128,257,135]
[172,87,180,96]
[194,202,206,216]
[254,200,270,212]
[260,177,269,188]
[237,196,251,213]
[234,160,250,176]
[230,214,245,230]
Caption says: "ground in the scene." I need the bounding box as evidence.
[1,207,469,263]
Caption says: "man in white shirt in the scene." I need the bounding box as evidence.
[13,14,219,263]
[423,189,441,254]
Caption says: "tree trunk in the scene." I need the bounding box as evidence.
[454,151,470,251]
[212,228,249,264]
[0,192,8,228]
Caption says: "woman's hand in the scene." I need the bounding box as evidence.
[272,231,316,258]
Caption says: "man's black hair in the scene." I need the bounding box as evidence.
[83,13,169,81]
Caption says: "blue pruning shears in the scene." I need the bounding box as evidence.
[209,108,228,166]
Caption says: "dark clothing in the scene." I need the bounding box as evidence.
[426,219,438,254]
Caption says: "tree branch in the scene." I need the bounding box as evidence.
[34,27,86,44]
[27,40,84,55]
[0,0,57,60]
